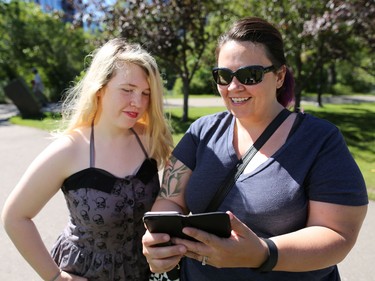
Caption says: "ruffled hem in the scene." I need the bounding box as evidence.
[51,233,150,281]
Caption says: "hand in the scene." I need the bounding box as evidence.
[58,270,88,280]
[171,211,267,268]
[142,230,187,273]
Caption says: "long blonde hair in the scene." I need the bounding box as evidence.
[61,38,173,168]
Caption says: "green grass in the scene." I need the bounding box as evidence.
[9,112,62,131]
[9,102,374,200]
[165,106,225,144]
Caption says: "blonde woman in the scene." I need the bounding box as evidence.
[2,38,173,281]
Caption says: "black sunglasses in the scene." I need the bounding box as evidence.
[212,65,275,86]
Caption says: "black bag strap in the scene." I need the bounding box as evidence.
[205,109,291,212]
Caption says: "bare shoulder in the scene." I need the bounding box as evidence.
[37,127,91,176]
[45,129,87,156]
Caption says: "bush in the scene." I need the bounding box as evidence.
[332,83,353,95]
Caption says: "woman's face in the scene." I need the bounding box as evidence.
[99,62,150,129]
[216,40,285,121]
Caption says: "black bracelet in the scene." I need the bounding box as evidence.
[255,238,278,272]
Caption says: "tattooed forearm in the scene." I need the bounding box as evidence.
[159,155,189,198]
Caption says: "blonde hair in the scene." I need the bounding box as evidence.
[61,38,173,168]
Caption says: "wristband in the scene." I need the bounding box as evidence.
[256,238,278,272]
[50,269,62,281]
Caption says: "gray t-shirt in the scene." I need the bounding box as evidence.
[173,111,368,281]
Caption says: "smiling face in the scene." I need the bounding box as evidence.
[216,40,285,122]
[98,62,150,130]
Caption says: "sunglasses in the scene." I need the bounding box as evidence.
[212,65,275,86]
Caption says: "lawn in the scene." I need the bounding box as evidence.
[10,102,375,200]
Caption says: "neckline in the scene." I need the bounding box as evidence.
[89,124,150,168]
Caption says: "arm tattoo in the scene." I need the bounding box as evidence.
[159,155,189,199]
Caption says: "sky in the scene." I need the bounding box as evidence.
[33,0,62,10]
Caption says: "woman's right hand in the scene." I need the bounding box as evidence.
[142,230,187,273]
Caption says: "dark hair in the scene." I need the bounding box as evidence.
[216,17,294,107]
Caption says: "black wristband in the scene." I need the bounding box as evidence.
[255,238,278,272]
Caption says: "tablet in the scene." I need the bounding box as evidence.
[143,211,231,241]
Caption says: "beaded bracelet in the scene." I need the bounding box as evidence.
[50,269,62,281]
[256,238,278,272]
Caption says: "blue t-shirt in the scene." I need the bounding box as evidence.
[173,111,368,281]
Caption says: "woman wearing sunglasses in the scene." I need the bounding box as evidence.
[142,17,368,281]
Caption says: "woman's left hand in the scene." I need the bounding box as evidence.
[171,211,267,268]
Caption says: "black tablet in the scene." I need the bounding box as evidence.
[143,211,231,241]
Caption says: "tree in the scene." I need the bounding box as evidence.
[50,0,374,113]
[228,0,374,110]
[80,0,224,121]
[0,0,94,101]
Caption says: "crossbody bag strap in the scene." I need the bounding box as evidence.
[205,109,291,212]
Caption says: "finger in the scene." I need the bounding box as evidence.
[60,271,87,280]
[142,230,171,247]
[171,236,200,247]
[183,251,210,266]
[183,250,202,261]
[180,227,217,246]
[227,211,255,239]
[143,232,187,261]
[149,255,183,273]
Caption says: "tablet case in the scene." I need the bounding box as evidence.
[143,211,231,241]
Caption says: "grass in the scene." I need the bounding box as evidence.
[165,106,225,144]
[9,101,375,200]
[9,112,62,131]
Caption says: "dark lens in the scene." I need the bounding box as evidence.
[237,66,263,85]
[213,69,233,85]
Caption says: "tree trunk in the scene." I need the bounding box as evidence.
[181,77,190,122]
[317,64,324,107]
[294,81,302,113]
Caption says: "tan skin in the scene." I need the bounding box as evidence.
[2,63,152,281]
[142,40,367,274]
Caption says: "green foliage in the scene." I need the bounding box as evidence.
[172,68,215,96]
[85,0,226,121]
[0,1,96,102]
[335,61,375,93]
[332,83,353,96]
[189,67,216,95]
[217,0,375,109]
[172,78,183,96]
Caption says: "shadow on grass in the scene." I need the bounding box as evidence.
[169,113,195,135]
